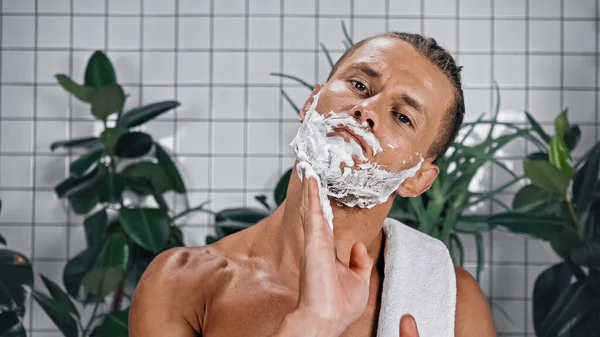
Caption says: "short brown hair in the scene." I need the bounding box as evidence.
[327,32,464,160]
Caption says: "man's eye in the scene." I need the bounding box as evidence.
[351,80,367,92]
[397,113,411,125]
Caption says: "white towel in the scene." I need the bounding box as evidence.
[377,218,456,337]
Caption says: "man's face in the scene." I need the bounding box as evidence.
[300,37,455,197]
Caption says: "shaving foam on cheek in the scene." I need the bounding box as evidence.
[290,92,424,227]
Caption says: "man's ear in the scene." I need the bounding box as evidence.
[299,84,323,122]
[396,160,440,198]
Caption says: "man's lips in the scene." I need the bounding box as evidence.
[332,126,370,156]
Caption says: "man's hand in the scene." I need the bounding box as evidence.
[400,315,420,337]
[274,175,374,336]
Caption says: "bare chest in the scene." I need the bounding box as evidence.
[201,273,381,337]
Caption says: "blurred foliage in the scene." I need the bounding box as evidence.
[0,199,34,336]
[489,110,600,337]
[0,51,210,337]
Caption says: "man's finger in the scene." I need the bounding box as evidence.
[399,315,419,337]
[349,242,373,283]
[303,176,335,259]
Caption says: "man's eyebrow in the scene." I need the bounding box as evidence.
[401,93,426,116]
[346,62,381,79]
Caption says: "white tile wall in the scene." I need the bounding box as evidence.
[1,1,598,336]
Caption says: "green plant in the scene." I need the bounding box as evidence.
[487,111,600,336]
[207,22,538,283]
[0,199,34,337]
[28,51,209,337]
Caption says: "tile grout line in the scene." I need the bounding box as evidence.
[29,0,40,332]
[278,0,284,178]
[523,0,531,333]
[243,0,249,207]
[208,0,214,227]
[0,0,3,189]
[488,0,496,324]
[174,0,179,210]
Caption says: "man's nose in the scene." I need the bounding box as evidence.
[352,101,378,130]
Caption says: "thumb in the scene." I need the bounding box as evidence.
[348,242,373,282]
[400,315,419,337]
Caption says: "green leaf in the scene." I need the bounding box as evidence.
[31,290,79,337]
[320,43,334,69]
[205,236,218,245]
[474,232,485,282]
[100,126,127,155]
[554,109,569,139]
[68,190,98,215]
[573,143,600,218]
[254,195,271,212]
[82,233,129,296]
[121,161,172,195]
[564,125,581,151]
[486,212,572,240]
[526,111,552,143]
[533,263,572,336]
[90,84,126,120]
[341,20,353,47]
[539,281,600,337]
[215,207,270,224]
[527,152,549,161]
[270,72,314,91]
[97,173,125,204]
[0,249,33,309]
[114,132,153,158]
[549,227,583,257]
[449,233,464,266]
[99,309,129,337]
[119,207,169,253]
[0,311,21,336]
[524,160,570,195]
[39,275,79,319]
[570,238,600,269]
[84,51,117,90]
[549,136,574,177]
[154,143,186,194]
[84,209,108,246]
[69,145,104,178]
[513,184,559,213]
[215,220,254,239]
[56,166,102,198]
[119,100,180,128]
[167,226,184,249]
[281,89,301,115]
[55,74,95,103]
[63,244,103,302]
[50,137,101,151]
[274,168,292,206]
[453,216,493,233]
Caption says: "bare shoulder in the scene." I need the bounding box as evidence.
[129,246,232,337]
[454,266,497,337]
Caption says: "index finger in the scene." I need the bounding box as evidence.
[298,164,336,260]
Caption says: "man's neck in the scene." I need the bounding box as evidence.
[266,171,393,280]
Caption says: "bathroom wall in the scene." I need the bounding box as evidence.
[0,0,598,335]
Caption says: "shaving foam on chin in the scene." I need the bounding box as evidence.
[290,92,423,220]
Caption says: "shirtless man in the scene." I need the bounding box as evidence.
[129,32,497,336]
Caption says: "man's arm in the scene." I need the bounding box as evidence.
[129,247,210,337]
[454,266,497,336]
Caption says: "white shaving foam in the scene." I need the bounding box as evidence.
[290,93,423,228]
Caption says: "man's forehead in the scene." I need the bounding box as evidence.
[340,37,421,71]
